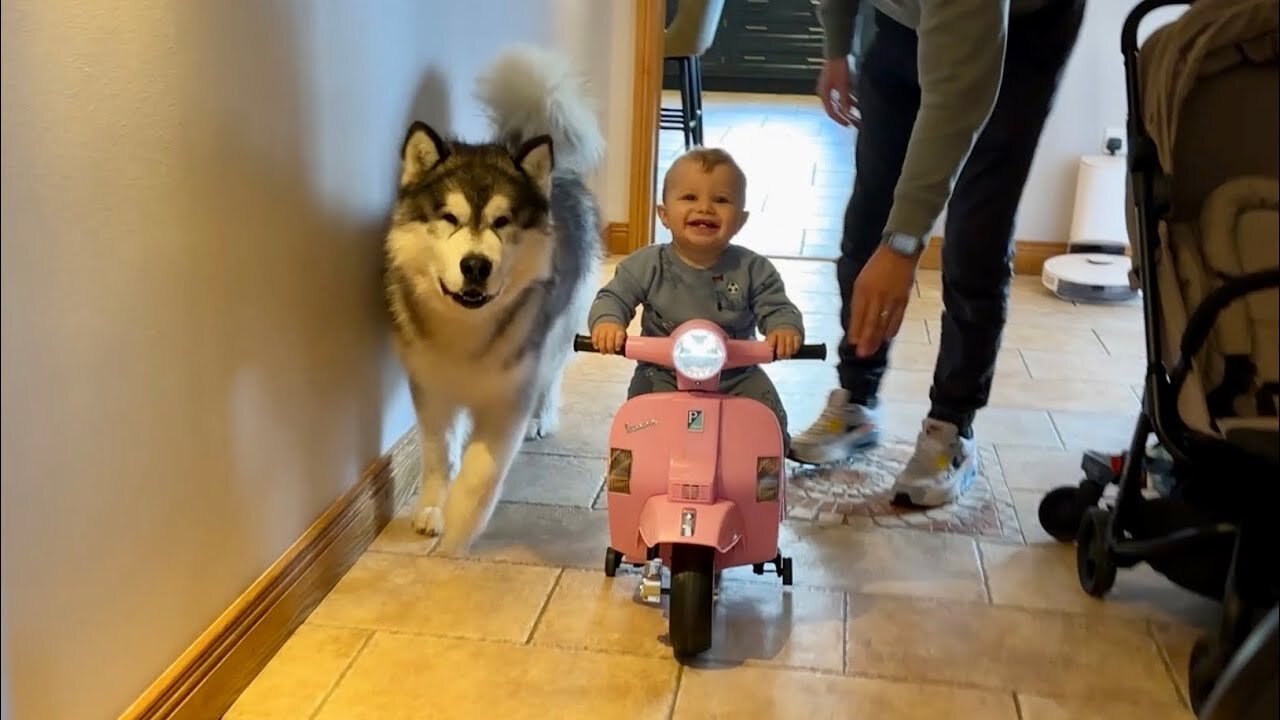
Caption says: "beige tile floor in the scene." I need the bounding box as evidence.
[228,94,1210,719]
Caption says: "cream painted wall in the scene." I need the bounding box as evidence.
[930,0,1186,243]
[0,1,631,718]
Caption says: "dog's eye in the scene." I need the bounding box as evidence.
[492,216,511,230]
[439,213,459,225]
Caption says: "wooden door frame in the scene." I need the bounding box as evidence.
[615,0,665,256]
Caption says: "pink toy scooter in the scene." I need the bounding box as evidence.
[572,319,827,658]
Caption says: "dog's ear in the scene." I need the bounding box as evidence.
[400,122,448,187]
[514,135,554,190]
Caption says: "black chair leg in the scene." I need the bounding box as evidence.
[678,57,693,150]
[659,58,683,134]
[691,55,705,146]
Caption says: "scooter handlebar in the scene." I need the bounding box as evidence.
[791,343,828,361]
[572,334,825,361]
[573,334,605,353]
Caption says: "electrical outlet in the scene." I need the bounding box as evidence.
[1103,126,1127,155]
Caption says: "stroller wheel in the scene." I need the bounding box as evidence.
[1076,507,1117,598]
[1187,635,1221,713]
[1038,486,1087,542]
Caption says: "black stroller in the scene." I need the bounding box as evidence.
[1036,0,1279,713]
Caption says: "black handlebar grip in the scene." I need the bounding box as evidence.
[790,343,828,361]
[572,334,596,353]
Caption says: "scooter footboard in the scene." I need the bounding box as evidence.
[637,498,779,568]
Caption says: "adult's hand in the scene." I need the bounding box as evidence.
[848,245,917,357]
[816,58,861,128]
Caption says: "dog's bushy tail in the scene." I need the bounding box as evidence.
[475,45,605,177]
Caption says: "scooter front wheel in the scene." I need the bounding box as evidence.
[668,544,715,659]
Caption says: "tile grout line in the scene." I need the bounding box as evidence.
[363,540,1188,622]
[523,567,566,645]
[975,541,996,605]
[520,448,607,461]
[664,665,686,720]
[990,445,1031,546]
[1146,619,1194,711]
[1016,349,1035,380]
[1092,327,1114,356]
[307,629,375,720]
[588,476,606,511]
[841,591,850,676]
[1045,411,1069,449]
[300,618,1177,704]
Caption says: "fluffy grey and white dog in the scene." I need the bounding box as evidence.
[385,46,604,554]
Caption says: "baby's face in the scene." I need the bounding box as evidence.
[658,160,748,254]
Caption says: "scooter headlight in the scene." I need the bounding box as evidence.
[671,327,726,381]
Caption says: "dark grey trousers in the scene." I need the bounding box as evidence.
[628,364,790,452]
[837,0,1086,432]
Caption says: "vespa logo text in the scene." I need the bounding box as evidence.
[624,419,657,434]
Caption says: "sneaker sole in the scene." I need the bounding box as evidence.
[787,427,881,466]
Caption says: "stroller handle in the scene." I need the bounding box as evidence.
[1121,0,1191,55]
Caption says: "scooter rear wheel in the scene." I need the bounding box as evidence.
[604,547,623,578]
[669,544,715,659]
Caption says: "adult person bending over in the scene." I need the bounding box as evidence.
[788,0,1086,508]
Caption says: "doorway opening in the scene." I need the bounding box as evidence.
[631,0,876,261]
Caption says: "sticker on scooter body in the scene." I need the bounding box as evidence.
[687,409,704,432]
[680,508,697,537]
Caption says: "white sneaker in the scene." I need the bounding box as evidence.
[891,418,978,507]
[788,389,881,465]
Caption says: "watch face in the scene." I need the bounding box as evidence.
[887,232,923,255]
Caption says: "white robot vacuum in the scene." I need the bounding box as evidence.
[1041,154,1140,304]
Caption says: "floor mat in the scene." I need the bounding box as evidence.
[786,443,1024,542]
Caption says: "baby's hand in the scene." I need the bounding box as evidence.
[591,322,628,354]
[766,327,803,359]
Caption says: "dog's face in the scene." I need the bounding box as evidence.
[387,122,555,312]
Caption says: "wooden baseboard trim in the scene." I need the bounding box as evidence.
[121,432,420,720]
[918,237,1067,276]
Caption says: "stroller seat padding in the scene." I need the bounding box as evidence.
[1160,177,1279,459]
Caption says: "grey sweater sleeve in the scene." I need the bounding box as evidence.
[748,257,805,337]
[886,0,1009,240]
[587,251,651,329]
[816,0,860,58]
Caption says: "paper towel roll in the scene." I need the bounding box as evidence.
[1068,155,1130,250]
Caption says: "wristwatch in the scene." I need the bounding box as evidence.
[881,230,927,258]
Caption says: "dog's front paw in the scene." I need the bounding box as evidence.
[411,502,445,537]
[431,530,473,557]
[524,412,559,441]
[523,420,547,441]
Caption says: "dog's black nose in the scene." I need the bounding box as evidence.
[460,254,493,284]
